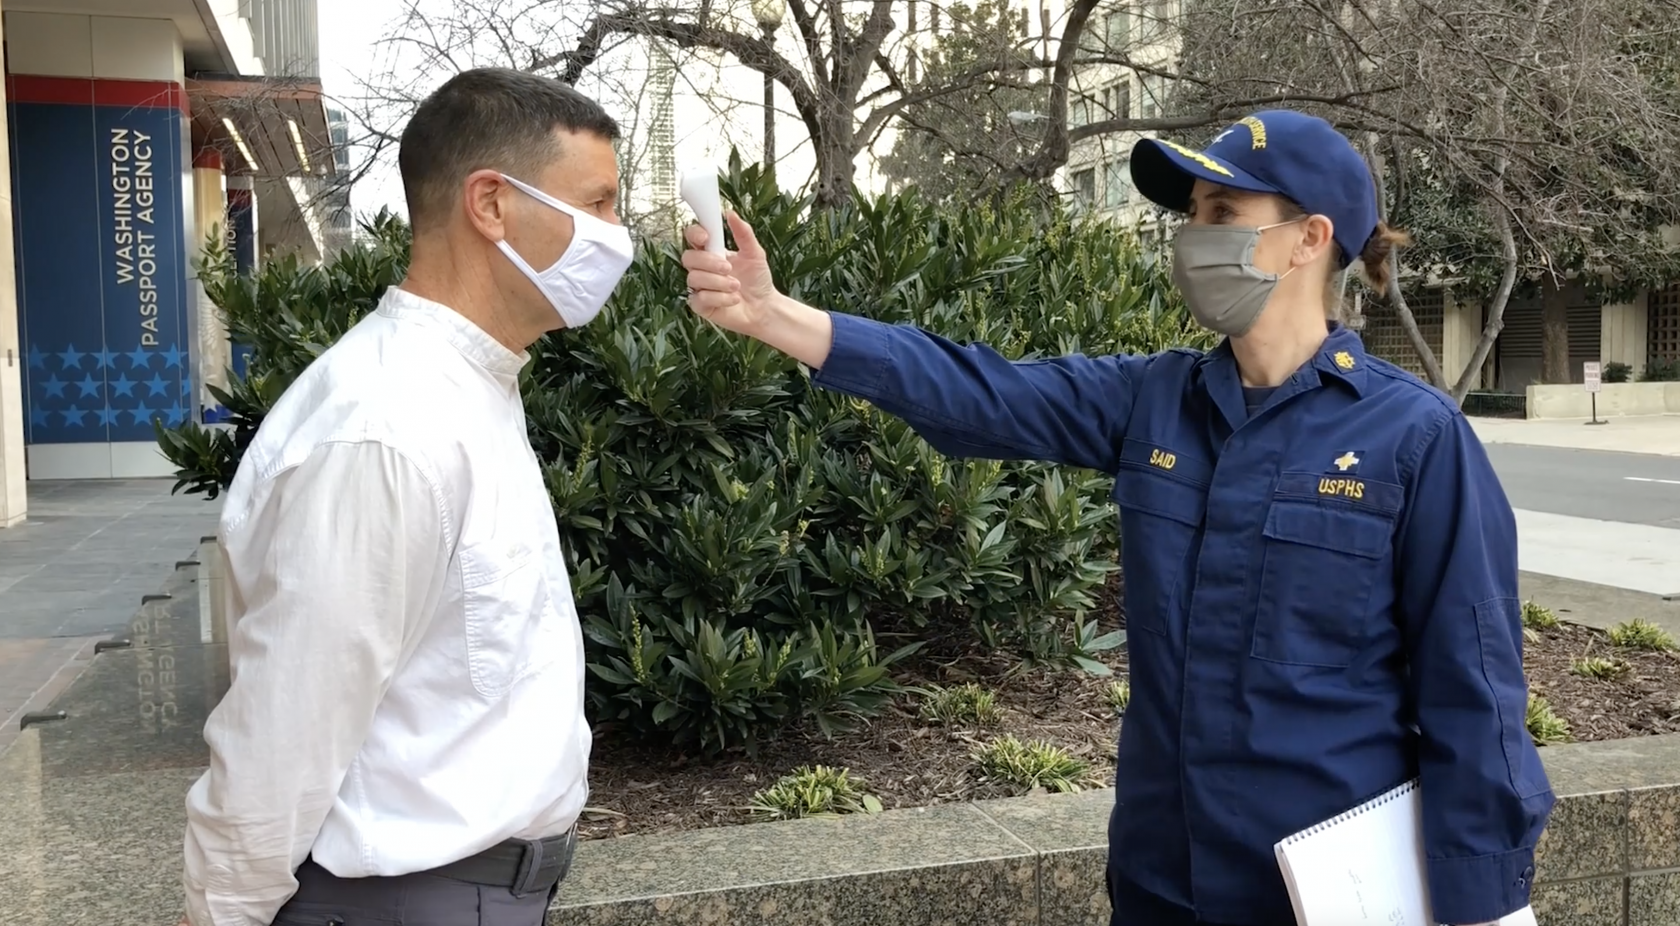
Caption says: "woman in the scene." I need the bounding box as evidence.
[680,110,1550,926]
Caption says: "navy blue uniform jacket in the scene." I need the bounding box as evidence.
[810,313,1554,926]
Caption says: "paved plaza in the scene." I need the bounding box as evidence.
[0,480,217,755]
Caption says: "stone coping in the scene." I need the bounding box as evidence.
[5,553,1680,925]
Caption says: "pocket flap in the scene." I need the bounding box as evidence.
[1262,499,1393,559]
[1113,470,1209,528]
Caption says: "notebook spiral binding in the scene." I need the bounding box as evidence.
[1279,779,1419,845]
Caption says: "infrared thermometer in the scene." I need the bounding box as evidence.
[680,170,727,254]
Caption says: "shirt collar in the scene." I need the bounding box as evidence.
[377,285,529,380]
[1311,322,1369,397]
[1193,321,1369,399]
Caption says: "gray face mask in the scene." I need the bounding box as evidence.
[1171,220,1303,337]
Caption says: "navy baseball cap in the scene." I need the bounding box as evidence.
[1129,110,1378,268]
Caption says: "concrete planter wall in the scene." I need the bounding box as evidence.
[551,734,1680,926]
[1525,382,1680,419]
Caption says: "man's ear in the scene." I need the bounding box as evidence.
[462,170,510,243]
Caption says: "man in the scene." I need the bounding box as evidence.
[179,68,634,926]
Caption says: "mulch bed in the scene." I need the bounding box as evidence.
[577,578,1680,841]
[1525,620,1680,741]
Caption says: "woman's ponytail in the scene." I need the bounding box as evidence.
[1358,222,1412,297]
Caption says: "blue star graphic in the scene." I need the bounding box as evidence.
[92,349,118,370]
[96,406,121,427]
[29,406,51,428]
[75,374,103,398]
[42,376,67,398]
[58,344,86,369]
[144,373,170,397]
[124,407,151,426]
[164,404,187,426]
[110,375,137,398]
[27,345,48,369]
[59,407,89,428]
[160,345,186,369]
[126,348,152,370]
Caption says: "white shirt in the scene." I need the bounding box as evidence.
[182,287,591,926]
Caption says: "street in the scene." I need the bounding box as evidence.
[1483,439,1680,597]
[1485,443,1680,529]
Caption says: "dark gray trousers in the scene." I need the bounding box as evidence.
[270,859,557,926]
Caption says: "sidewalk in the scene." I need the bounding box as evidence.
[0,480,218,756]
[1468,413,1680,456]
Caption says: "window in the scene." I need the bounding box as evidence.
[1105,159,1130,208]
[1142,0,1175,39]
[1072,169,1097,211]
[1140,74,1165,119]
[1071,93,1093,127]
[1104,8,1129,48]
[1103,82,1131,121]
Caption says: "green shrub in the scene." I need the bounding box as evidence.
[1608,619,1677,652]
[1520,600,1560,631]
[1603,361,1633,383]
[158,156,1205,754]
[920,683,1002,726]
[972,736,1092,793]
[1525,693,1572,745]
[1639,358,1680,382]
[1106,679,1131,715]
[748,765,883,820]
[1570,656,1628,680]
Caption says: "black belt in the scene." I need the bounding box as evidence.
[433,827,578,896]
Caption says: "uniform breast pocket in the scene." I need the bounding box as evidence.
[1112,440,1211,638]
[461,540,560,699]
[1251,474,1400,668]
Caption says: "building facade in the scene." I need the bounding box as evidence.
[0,0,333,526]
[1364,285,1680,393]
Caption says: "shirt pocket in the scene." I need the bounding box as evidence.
[460,539,560,699]
[1112,439,1211,637]
[1250,473,1401,668]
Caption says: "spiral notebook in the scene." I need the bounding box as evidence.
[1275,780,1431,925]
[1274,780,1537,926]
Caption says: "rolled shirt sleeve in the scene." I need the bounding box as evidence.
[1396,413,1554,925]
[182,440,452,926]
[811,311,1148,473]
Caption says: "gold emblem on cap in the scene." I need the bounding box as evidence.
[1158,140,1233,177]
[1333,351,1355,370]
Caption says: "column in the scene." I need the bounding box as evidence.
[191,148,229,421]
[0,7,26,526]
[5,12,189,479]
[1600,293,1649,381]
[1439,288,1483,390]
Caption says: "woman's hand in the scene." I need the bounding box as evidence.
[681,212,778,337]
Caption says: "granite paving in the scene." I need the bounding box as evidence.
[0,479,217,756]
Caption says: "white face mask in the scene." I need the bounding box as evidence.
[495,174,634,328]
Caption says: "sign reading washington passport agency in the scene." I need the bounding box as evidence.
[96,103,189,443]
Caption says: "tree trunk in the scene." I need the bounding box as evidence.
[1541,283,1571,384]
[813,110,855,209]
